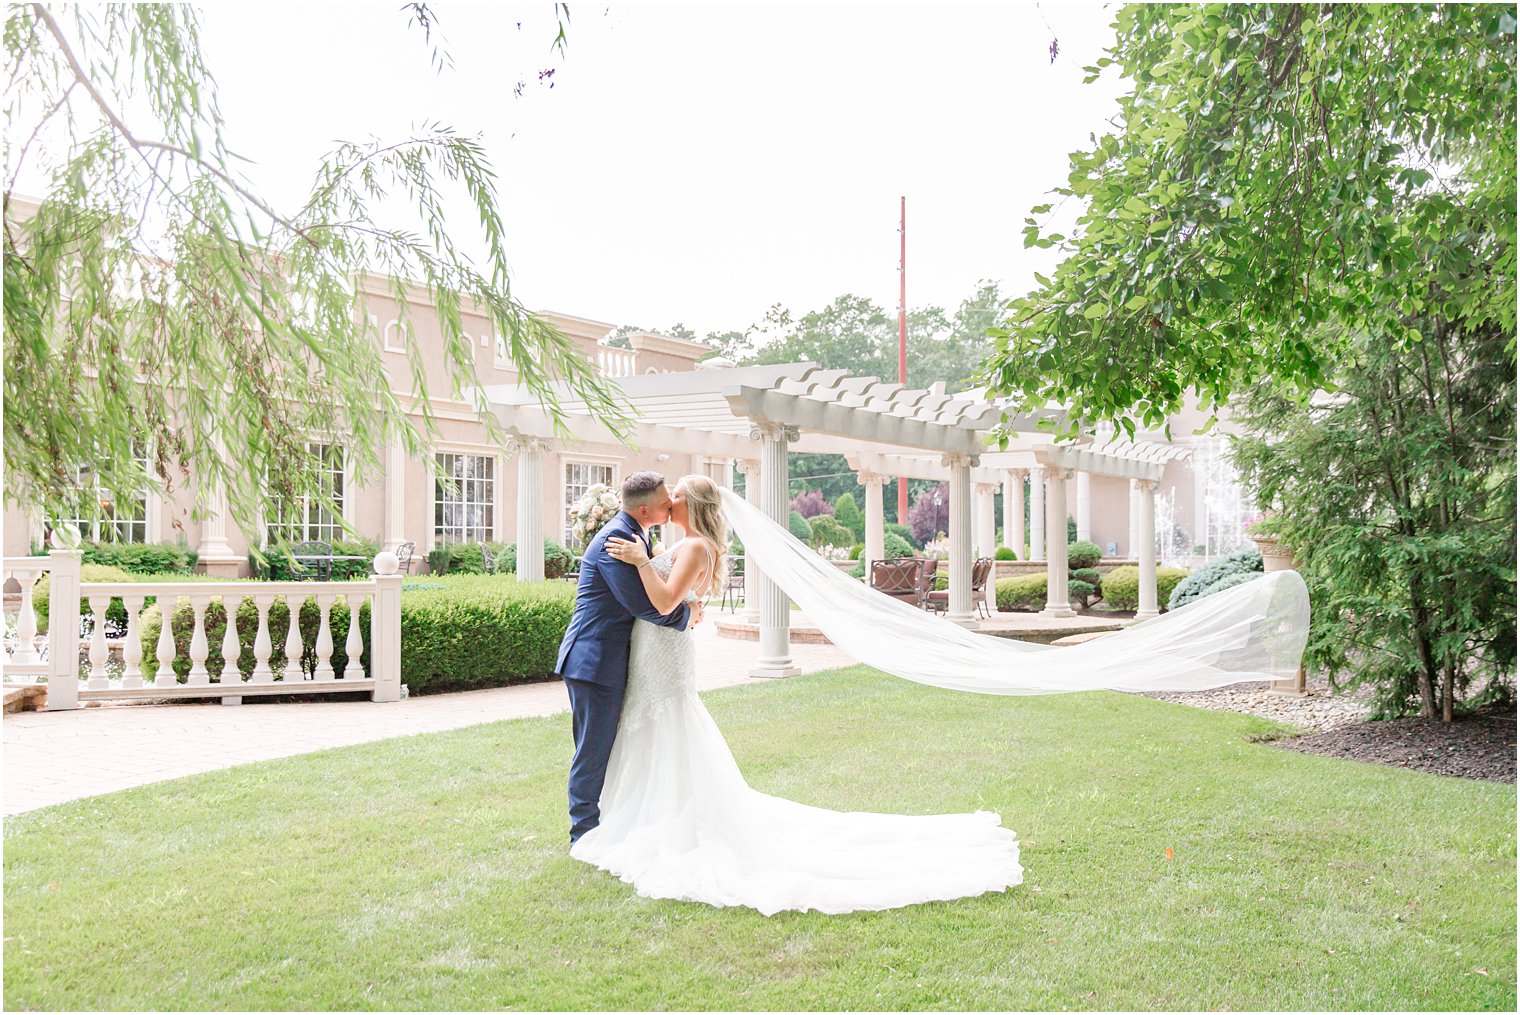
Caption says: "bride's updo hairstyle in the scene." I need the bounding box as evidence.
[677,474,729,597]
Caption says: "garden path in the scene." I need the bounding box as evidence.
[2,618,855,816]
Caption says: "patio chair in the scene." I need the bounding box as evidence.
[925,556,995,618]
[290,540,333,582]
[478,541,497,574]
[394,540,416,575]
[871,557,930,609]
[719,555,745,613]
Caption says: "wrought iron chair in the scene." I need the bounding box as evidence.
[871,557,932,609]
[290,540,333,582]
[719,556,746,613]
[394,540,416,575]
[478,541,498,574]
[925,556,995,617]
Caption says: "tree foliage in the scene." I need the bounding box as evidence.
[1232,322,1516,721]
[3,4,625,562]
[985,4,1516,441]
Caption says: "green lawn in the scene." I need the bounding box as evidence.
[4,667,1514,1011]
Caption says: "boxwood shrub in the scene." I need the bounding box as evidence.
[848,532,917,578]
[1067,540,1103,569]
[503,538,575,579]
[994,573,1047,611]
[1100,564,1193,612]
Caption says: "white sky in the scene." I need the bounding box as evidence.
[143,2,1125,338]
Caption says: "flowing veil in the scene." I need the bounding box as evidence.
[718,488,1309,695]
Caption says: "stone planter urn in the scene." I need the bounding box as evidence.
[1251,533,1307,697]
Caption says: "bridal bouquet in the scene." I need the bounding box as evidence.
[571,484,621,549]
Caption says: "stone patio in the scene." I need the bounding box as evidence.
[2,615,855,817]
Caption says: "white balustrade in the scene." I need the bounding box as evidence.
[2,549,403,707]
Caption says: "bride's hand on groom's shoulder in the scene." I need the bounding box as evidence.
[606,536,650,567]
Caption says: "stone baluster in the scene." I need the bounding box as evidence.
[186,595,212,684]
[313,593,337,680]
[282,595,306,682]
[342,592,365,678]
[87,594,112,690]
[121,594,146,689]
[251,595,276,682]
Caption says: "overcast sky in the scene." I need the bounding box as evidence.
[188,2,1124,338]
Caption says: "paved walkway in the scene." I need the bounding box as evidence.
[3,620,856,816]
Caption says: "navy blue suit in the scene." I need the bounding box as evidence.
[557,511,691,841]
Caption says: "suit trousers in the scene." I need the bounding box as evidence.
[564,674,625,842]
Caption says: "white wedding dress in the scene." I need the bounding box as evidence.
[568,491,1309,915]
[568,550,1024,916]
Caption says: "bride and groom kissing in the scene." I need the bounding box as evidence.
[554,471,1024,917]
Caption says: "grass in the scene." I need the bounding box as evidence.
[4,666,1514,1011]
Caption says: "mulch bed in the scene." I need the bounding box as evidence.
[1272,702,1516,783]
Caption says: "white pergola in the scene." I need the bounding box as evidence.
[469,364,1187,676]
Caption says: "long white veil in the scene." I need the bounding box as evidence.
[718,487,1309,695]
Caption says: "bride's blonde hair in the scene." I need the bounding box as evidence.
[677,474,729,597]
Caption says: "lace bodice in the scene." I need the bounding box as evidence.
[647,545,708,604]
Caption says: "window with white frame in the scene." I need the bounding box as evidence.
[267,441,346,545]
[47,438,151,544]
[434,452,495,545]
[564,460,616,545]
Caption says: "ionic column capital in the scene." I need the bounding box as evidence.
[748,421,799,444]
[1045,464,1071,481]
[940,452,980,469]
[857,469,888,487]
[506,435,552,457]
[973,482,1000,496]
[735,458,762,477]
[1136,478,1159,493]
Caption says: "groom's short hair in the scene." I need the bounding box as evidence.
[622,471,667,510]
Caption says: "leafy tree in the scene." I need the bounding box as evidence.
[789,489,832,518]
[3,4,622,564]
[1232,322,1516,721]
[907,483,949,545]
[985,4,1516,441]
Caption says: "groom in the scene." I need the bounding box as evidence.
[556,471,701,843]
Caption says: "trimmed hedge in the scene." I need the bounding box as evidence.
[31,564,139,632]
[885,522,919,550]
[994,573,1047,611]
[788,511,813,543]
[71,541,197,575]
[1067,540,1103,569]
[503,538,576,580]
[1168,547,1262,610]
[847,532,917,579]
[994,546,1017,561]
[134,574,575,695]
[428,541,514,576]
[807,516,855,550]
[1100,564,1192,612]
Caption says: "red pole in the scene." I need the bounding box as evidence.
[897,196,909,524]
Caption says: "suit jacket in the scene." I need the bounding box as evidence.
[555,511,691,687]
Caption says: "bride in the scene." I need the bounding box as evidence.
[570,474,1024,916]
[569,473,1308,915]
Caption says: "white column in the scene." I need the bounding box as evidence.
[749,423,800,678]
[737,459,762,624]
[1002,470,1025,559]
[1075,470,1092,542]
[943,452,978,627]
[1136,478,1160,621]
[383,431,407,553]
[1041,464,1075,618]
[510,436,548,582]
[974,482,998,559]
[195,434,242,577]
[1028,465,1046,560]
[860,469,886,577]
[1128,478,1140,560]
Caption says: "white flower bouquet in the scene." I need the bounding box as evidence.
[571,484,622,550]
[817,543,852,561]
